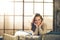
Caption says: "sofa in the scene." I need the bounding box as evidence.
[4,33,18,40]
[3,32,60,40]
[3,33,41,40]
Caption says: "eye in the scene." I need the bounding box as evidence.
[35,20,37,21]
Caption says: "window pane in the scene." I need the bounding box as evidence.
[15,2,23,15]
[44,0,53,2]
[24,3,33,15]
[44,3,53,16]
[34,0,43,2]
[0,30,4,36]
[5,16,13,29]
[0,0,5,15]
[44,16,53,30]
[24,0,33,2]
[24,30,32,32]
[15,0,23,1]
[24,17,33,29]
[34,3,43,15]
[4,0,14,15]
[0,16,4,29]
[5,30,13,35]
[15,16,22,29]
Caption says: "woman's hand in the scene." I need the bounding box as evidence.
[34,21,44,27]
[34,23,38,27]
[40,21,44,26]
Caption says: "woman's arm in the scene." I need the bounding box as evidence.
[40,23,47,34]
[31,23,36,32]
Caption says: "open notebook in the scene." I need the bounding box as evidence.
[15,30,33,36]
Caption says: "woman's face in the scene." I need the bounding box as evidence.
[34,16,42,26]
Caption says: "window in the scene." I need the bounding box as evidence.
[5,16,14,29]
[44,3,53,16]
[0,0,53,35]
[15,16,23,29]
[15,2,23,15]
[34,3,43,15]
[24,3,33,15]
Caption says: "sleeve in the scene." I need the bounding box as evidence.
[39,23,47,35]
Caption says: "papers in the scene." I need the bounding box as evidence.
[15,30,32,36]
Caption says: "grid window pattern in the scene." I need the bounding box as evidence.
[0,0,53,35]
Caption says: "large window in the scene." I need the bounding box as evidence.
[0,0,53,36]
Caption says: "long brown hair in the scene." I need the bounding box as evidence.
[32,13,43,23]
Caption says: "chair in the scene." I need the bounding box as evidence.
[4,33,18,40]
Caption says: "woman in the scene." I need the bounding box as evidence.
[31,13,47,35]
